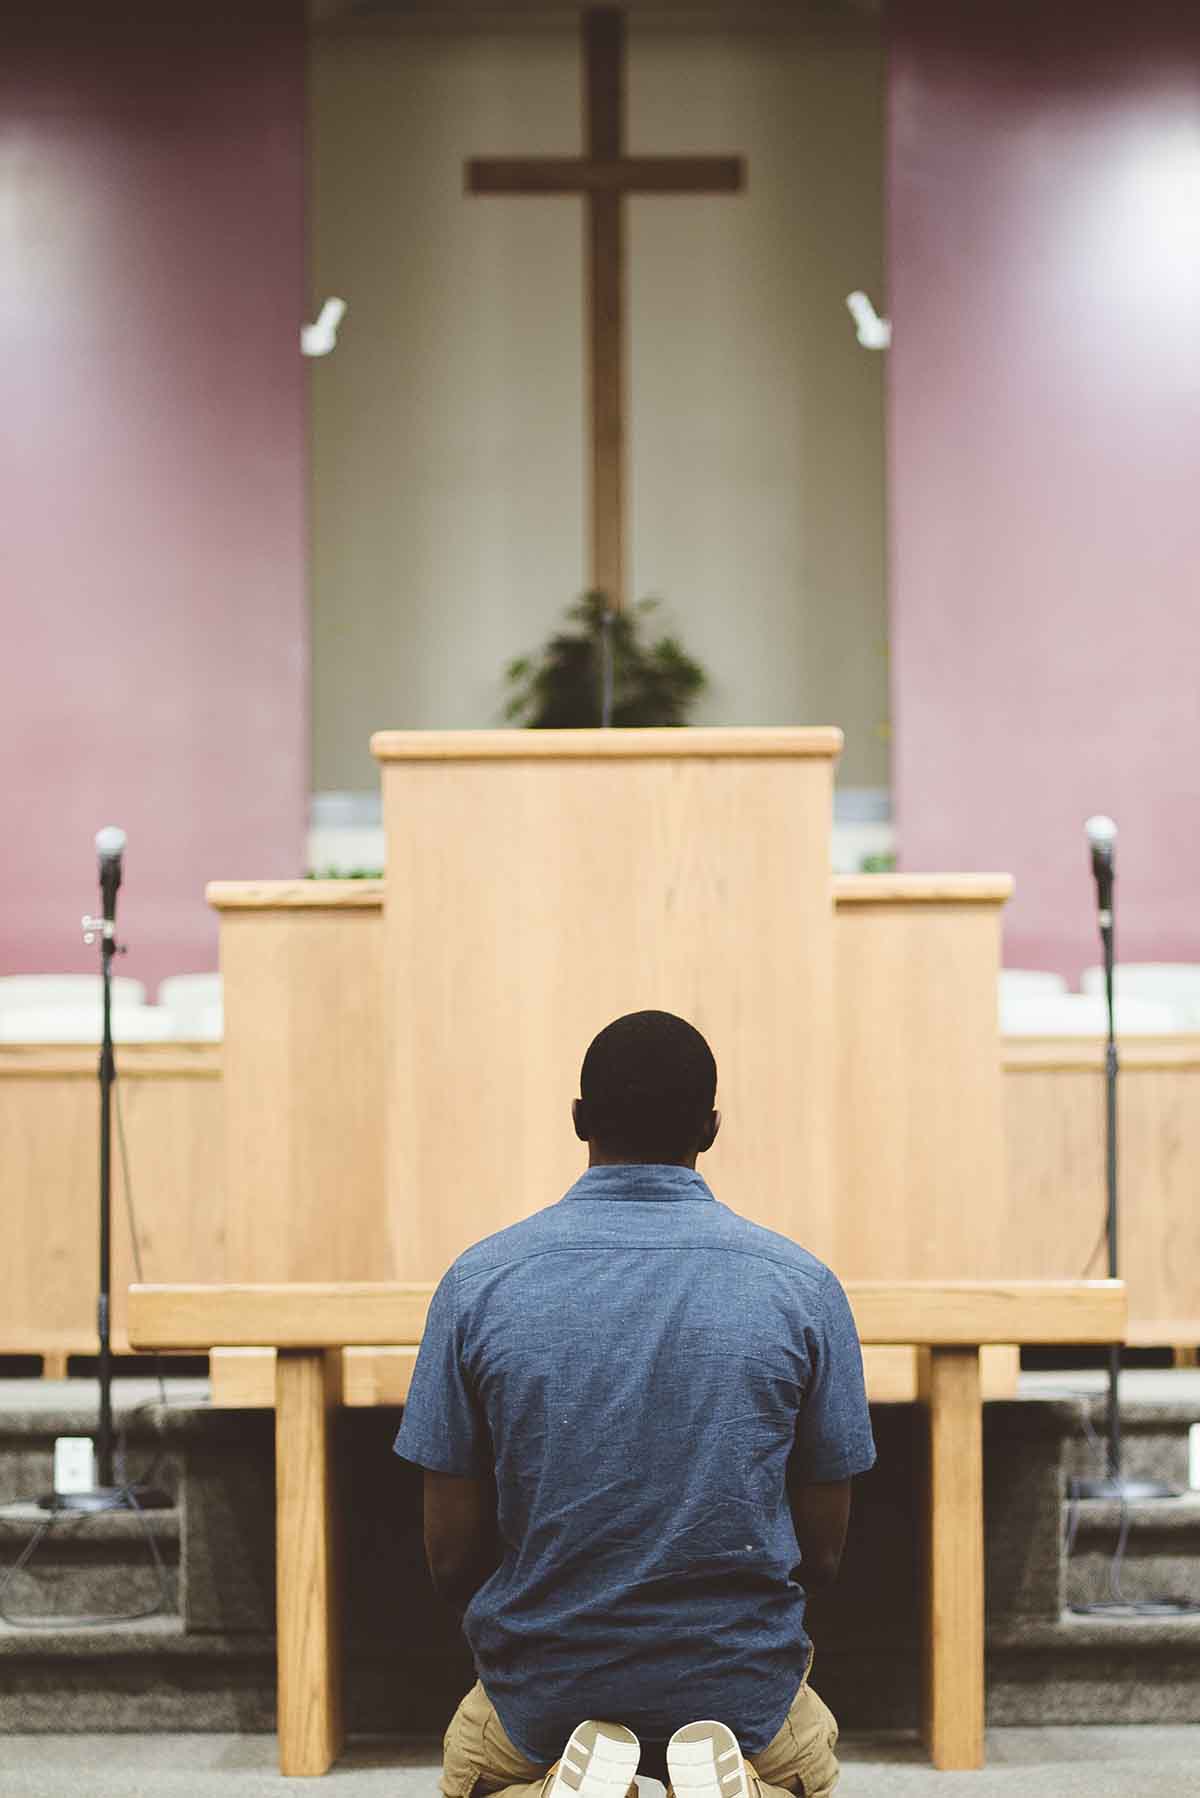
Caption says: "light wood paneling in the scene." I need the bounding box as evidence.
[341,1344,418,1405]
[834,879,1012,1280]
[863,1344,1019,1403]
[0,1042,223,1355]
[212,1345,421,1409]
[1003,1034,1200,1335]
[376,729,842,1278]
[214,890,386,1284]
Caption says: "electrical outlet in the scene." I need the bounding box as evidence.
[1190,1423,1200,1492]
[53,1436,95,1495]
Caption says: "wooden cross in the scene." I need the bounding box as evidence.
[466,7,745,610]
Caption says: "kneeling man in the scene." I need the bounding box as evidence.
[396,1011,875,1798]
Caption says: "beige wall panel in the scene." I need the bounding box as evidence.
[214,887,386,1283]
[310,19,887,792]
[834,880,1012,1281]
[378,732,838,1279]
[0,1044,223,1354]
[1003,1036,1200,1338]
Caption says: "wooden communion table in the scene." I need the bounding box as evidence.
[128,1277,1126,1779]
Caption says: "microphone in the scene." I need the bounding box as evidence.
[1085,814,1116,928]
[95,825,126,928]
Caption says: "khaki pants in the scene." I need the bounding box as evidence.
[441,1672,840,1798]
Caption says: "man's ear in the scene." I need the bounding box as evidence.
[698,1109,721,1154]
[572,1098,590,1143]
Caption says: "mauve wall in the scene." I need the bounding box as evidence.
[888,0,1200,977]
[0,1,307,991]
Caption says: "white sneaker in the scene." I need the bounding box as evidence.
[666,1720,753,1798]
[546,1720,641,1798]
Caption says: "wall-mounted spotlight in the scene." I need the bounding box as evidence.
[846,291,891,350]
[302,297,347,357]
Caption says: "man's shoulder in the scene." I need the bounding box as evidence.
[711,1204,835,1297]
[449,1202,570,1282]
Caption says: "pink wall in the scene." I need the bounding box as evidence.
[888,0,1200,977]
[0,1,307,991]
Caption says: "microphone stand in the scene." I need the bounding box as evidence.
[37,866,169,1515]
[1072,851,1174,1505]
[599,602,615,729]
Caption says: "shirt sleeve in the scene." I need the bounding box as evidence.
[393,1267,492,1476]
[791,1267,877,1483]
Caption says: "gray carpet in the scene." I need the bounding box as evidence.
[4,1731,1200,1796]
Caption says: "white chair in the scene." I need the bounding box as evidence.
[1000,991,1181,1036]
[1079,963,1200,1029]
[998,970,1069,999]
[157,973,223,1039]
[0,974,147,1010]
[0,1004,175,1044]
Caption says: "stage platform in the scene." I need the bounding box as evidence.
[1,1374,1199,1739]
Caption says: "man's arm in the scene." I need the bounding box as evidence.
[423,1468,501,1611]
[787,1477,851,1590]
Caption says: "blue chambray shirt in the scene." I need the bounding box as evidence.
[394,1164,876,1764]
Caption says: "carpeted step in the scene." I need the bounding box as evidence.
[1063,1494,1200,1611]
[988,1609,1200,1725]
[0,1616,277,1731]
[1026,1373,1200,1492]
[0,1501,179,1622]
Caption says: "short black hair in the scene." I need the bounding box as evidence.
[578,1010,717,1160]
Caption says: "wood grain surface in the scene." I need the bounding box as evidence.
[0,1041,223,1355]
[372,726,844,761]
[129,1278,1123,1352]
[834,889,1010,1280]
[275,1349,343,1775]
[920,1346,985,1769]
[218,901,386,1284]
[378,738,840,1277]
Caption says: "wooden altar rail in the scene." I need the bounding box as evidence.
[127,1278,1126,1779]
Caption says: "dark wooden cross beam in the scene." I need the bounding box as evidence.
[466,7,745,610]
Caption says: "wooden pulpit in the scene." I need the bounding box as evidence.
[371,727,843,1280]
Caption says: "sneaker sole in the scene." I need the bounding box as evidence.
[667,1720,750,1798]
[547,1720,641,1798]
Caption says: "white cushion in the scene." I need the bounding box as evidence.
[1000,991,1183,1036]
[0,974,147,1010]
[1079,963,1200,1026]
[999,970,1069,998]
[0,1004,175,1043]
[157,973,222,1037]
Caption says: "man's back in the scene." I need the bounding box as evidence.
[396,1162,875,1764]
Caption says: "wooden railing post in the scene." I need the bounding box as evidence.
[275,1347,344,1775]
[919,1345,985,1770]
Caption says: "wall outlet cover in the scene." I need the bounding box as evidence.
[53,1436,95,1495]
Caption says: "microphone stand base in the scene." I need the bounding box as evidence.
[1071,1475,1179,1502]
[35,1485,174,1514]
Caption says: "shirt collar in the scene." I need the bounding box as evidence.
[562,1164,715,1203]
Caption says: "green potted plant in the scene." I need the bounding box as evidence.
[504,592,708,728]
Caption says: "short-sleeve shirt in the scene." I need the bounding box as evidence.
[394,1164,876,1765]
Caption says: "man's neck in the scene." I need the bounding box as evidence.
[587,1148,698,1171]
